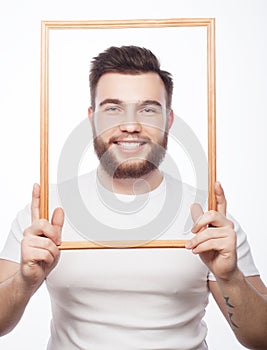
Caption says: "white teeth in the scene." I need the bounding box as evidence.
[117,142,143,148]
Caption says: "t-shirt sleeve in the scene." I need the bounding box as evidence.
[0,204,31,263]
[208,212,259,281]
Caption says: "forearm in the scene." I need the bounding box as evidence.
[216,269,267,349]
[0,271,38,336]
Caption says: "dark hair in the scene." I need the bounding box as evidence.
[89,45,173,110]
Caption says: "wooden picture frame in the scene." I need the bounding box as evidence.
[40,18,216,249]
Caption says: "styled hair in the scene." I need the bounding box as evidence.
[89,45,173,110]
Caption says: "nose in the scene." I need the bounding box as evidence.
[119,109,142,133]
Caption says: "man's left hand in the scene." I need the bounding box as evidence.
[186,182,238,281]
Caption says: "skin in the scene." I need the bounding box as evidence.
[0,184,64,335]
[189,182,267,349]
[0,72,267,348]
[88,72,173,194]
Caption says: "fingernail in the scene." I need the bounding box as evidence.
[185,241,192,249]
[215,181,222,189]
[191,215,201,230]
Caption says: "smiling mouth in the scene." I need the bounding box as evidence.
[113,140,148,152]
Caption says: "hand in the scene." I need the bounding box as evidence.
[186,182,238,281]
[20,184,64,289]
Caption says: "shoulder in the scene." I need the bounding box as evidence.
[163,172,208,209]
[49,170,97,210]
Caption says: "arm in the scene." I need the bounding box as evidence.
[0,259,38,336]
[209,275,267,349]
[0,184,64,336]
[186,182,267,349]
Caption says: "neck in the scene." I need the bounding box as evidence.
[97,165,163,195]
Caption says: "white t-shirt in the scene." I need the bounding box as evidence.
[0,172,259,350]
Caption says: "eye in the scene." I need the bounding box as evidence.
[103,105,122,114]
[143,108,155,113]
[139,106,161,116]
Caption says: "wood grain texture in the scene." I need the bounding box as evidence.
[58,240,188,250]
[40,18,216,249]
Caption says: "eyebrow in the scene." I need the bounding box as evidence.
[99,99,162,108]
[99,98,123,107]
[139,100,162,108]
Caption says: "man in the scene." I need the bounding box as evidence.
[0,46,267,349]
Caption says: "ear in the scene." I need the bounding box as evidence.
[88,107,93,125]
[167,109,174,130]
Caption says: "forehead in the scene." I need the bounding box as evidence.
[94,72,167,106]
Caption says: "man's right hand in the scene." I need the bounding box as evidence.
[20,183,64,289]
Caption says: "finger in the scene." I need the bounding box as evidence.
[31,183,40,222]
[22,244,58,268]
[186,227,234,249]
[192,210,233,233]
[190,237,229,254]
[51,208,64,228]
[215,181,227,216]
[190,203,204,224]
[190,203,207,234]
[23,235,60,262]
[24,219,59,244]
[51,208,64,244]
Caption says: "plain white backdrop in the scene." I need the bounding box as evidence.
[0,0,266,349]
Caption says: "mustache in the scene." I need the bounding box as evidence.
[108,134,152,144]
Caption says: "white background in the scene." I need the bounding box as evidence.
[49,25,208,186]
[0,0,266,349]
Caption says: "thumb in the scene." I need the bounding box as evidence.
[51,208,64,245]
[190,203,204,224]
[51,207,65,229]
[214,182,227,216]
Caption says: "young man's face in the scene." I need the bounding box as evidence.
[88,72,173,179]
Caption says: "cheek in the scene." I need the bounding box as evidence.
[143,124,167,141]
[93,117,118,138]
[140,116,166,133]
[96,129,116,145]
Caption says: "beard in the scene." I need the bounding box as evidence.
[92,130,168,179]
